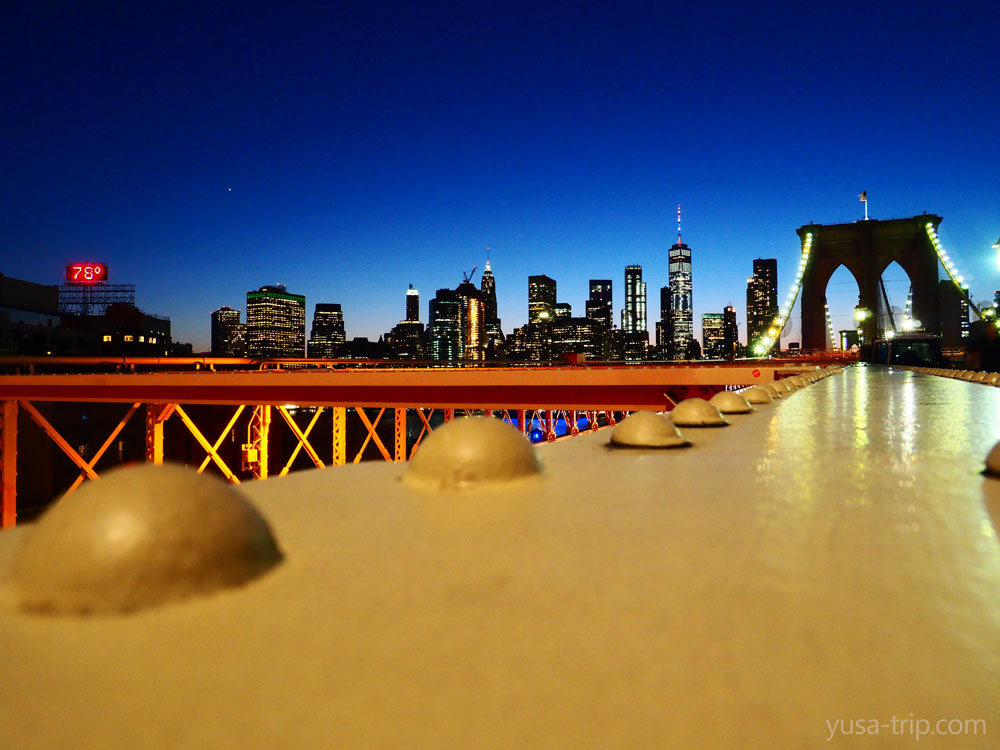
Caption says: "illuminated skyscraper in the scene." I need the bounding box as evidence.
[405,284,420,322]
[480,260,504,358]
[455,281,486,361]
[702,313,725,359]
[586,279,613,329]
[668,206,693,360]
[746,258,778,348]
[306,303,345,358]
[622,265,647,335]
[528,275,556,324]
[429,288,463,361]
[246,284,306,358]
[210,306,245,356]
[723,305,739,359]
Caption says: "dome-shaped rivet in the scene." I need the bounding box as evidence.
[10,464,282,615]
[709,390,754,414]
[759,383,782,399]
[787,375,807,388]
[772,380,795,393]
[971,371,987,383]
[960,370,975,381]
[741,386,773,404]
[984,372,1000,385]
[609,411,689,448]
[986,441,1000,477]
[670,398,728,427]
[405,416,541,490]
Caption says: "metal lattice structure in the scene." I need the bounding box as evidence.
[58,283,136,317]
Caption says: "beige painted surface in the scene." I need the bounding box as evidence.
[2,365,1000,748]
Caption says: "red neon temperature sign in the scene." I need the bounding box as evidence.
[66,264,108,283]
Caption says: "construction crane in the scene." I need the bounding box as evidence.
[463,265,479,284]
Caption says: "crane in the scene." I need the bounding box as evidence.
[463,265,479,284]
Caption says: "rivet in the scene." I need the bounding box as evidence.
[983,372,1000,385]
[759,383,782,399]
[971,371,987,383]
[609,411,689,448]
[709,390,754,414]
[741,386,774,404]
[986,441,1000,477]
[405,416,541,490]
[959,371,975,381]
[772,380,795,394]
[787,375,807,388]
[10,464,282,615]
[670,398,728,427]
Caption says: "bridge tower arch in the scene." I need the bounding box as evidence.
[797,215,942,349]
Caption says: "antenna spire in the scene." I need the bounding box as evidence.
[677,204,682,245]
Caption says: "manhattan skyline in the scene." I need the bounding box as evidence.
[3,3,998,351]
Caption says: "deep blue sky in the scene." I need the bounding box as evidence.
[3,1,998,351]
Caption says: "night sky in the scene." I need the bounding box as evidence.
[3,1,998,351]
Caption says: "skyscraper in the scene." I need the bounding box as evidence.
[723,305,739,359]
[479,260,504,359]
[586,280,613,329]
[622,265,647,338]
[746,258,778,349]
[406,284,420,322]
[246,284,306,357]
[668,206,693,360]
[655,285,672,357]
[210,306,245,356]
[702,313,725,359]
[429,288,463,361]
[528,275,556,324]
[455,281,486,361]
[307,303,346,357]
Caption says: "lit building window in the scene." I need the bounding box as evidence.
[102,335,112,342]
[124,335,134,342]
[149,337,157,344]
[139,335,145,342]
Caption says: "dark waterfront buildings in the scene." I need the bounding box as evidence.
[723,305,739,359]
[746,258,778,349]
[247,285,306,358]
[210,306,245,356]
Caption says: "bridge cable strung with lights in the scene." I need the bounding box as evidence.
[924,221,984,321]
[752,231,813,356]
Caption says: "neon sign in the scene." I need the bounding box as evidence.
[66,264,108,283]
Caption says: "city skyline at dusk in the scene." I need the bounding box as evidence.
[3,3,998,351]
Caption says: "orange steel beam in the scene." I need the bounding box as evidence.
[1,400,16,527]
[354,407,391,463]
[394,408,405,463]
[277,406,325,476]
[19,400,99,481]
[0,366,810,410]
[65,402,142,494]
[409,408,435,459]
[196,405,246,474]
[173,405,241,484]
[332,407,345,466]
[249,406,271,480]
[145,403,175,464]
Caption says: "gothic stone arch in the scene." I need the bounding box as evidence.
[798,215,942,349]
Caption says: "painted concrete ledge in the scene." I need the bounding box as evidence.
[1,365,999,748]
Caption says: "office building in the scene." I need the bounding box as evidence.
[528,275,556,324]
[702,313,726,359]
[655,285,672,358]
[723,305,739,359]
[429,288,463,361]
[555,302,572,319]
[746,258,778,349]
[622,265,647,337]
[211,306,245,356]
[307,303,346,358]
[246,284,306,358]
[586,280,613,329]
[549,317,605,360]
[406,285,420,322]
[668,209,693,360]
[455,281,487,361]
[479,260,504,359]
